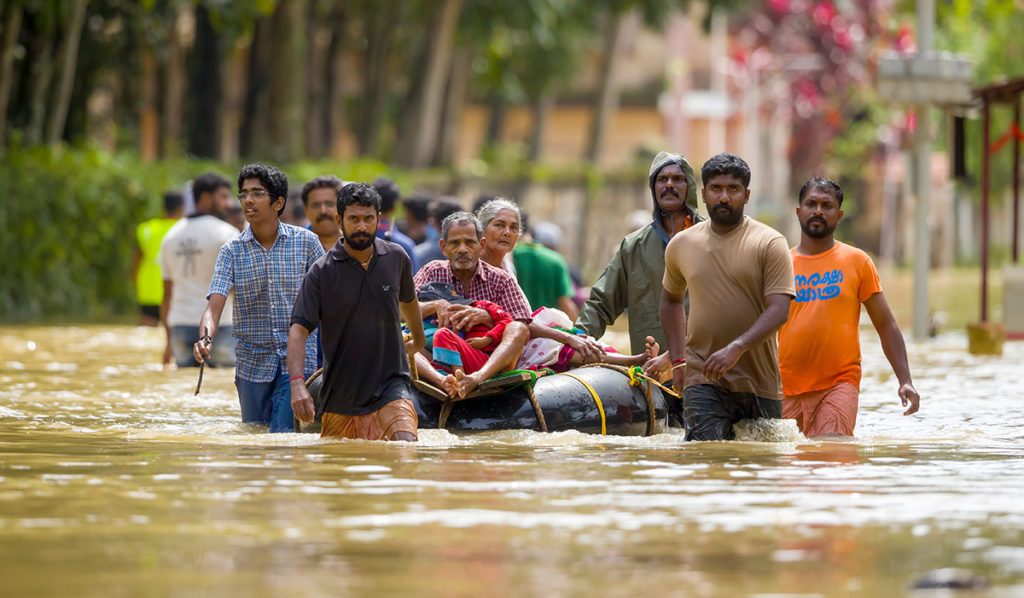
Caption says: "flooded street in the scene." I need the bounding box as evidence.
[1,324,1023,596]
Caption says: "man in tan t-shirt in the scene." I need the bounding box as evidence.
[644,153,795,440]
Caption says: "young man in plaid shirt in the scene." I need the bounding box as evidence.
[193,163,324,432]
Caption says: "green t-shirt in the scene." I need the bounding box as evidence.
[511,241,574,312]
[136,217,178,305]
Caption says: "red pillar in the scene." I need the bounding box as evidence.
[1014,96,1021,264]
[982,100,991,322]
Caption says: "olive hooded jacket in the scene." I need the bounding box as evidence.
[576,152,701,355]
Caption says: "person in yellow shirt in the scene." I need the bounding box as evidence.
[132,191,183,326]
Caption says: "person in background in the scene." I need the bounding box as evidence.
[158,173,239,368]
[576,151,701,356]
[533,221,588,310]
[400,193,434,245]
[301,175,344,251]
[371,176,419,272]
[779,177,920,437]
[281,192,310,229]
[414,196,463,270]
[512,212,578,320]
[133,190,184,326]
[193,163,324,433]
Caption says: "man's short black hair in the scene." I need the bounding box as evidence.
[163,190,184,214]
[301,175,344,206]
[798,177,844,207]
[701,153,751,188]
[337,182,382,216]
[371,176,400,213]
[472,194,498,215]
[431,198,463,225]
[192,172,231,199]
[402,193,435,222]
[238,163,288,216]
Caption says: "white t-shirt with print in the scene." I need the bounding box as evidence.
[158,215,239,326]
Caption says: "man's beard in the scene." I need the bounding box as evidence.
[800,217,834,239]
[346,232,374,250]
[709,203,743,226]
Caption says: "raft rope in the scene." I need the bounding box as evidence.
[558,371,606,435]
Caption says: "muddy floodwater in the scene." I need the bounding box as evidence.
[1,325,1023,596]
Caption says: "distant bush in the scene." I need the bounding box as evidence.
[0,145,646,322]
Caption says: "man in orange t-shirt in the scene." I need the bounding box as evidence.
[778,178,920,437]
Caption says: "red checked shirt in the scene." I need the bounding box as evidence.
[414,259,533,321]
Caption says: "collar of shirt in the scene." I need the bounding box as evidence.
[239,220,292,246]
[330,237,391,262]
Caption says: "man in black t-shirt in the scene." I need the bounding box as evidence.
[287,183,426,441]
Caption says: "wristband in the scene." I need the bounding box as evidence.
[289,375,305,383]
[671,358,686,365]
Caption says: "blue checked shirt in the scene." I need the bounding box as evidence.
[208,222,324,382]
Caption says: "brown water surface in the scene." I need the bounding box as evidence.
[1,325,1023,596]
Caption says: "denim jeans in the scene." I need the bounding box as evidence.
[234,364,294,433]
[170,325,235,368]
[682,383,782,441]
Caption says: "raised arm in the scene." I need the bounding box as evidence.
[703,293,791,383]
[864,292,919,415]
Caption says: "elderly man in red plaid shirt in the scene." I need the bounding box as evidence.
[413,211,532,398]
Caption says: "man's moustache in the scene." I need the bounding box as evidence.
[317,214,333,222]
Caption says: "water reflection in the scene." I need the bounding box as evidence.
[1,325,1023,595]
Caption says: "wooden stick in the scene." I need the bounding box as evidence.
[194,326,208,396]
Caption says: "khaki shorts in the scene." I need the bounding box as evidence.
[321,399,418,441]
[783,382,859,437]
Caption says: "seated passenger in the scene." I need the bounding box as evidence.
[413,212,531,398]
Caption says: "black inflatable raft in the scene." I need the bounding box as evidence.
[298,364,672,436]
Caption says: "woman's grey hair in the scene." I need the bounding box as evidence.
[475,198,521,229]
[440,211,483,241]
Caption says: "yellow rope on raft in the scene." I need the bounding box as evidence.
[558,371,606,435]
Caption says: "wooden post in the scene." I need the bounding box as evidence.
[982,100,991,322]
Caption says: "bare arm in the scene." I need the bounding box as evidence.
[643,287,687,388]
[703,293,792,383]
[420,299,494,331]
[287,323,315,423]
[527,321,604,363]
[192,294,227,364]
[864,292,920,415]
[400,298,426,355]
[557,295,579,322]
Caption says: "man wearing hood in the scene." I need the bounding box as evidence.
[576,151,701,356]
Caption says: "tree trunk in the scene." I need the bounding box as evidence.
[45,0,88,145]
[357,10,395,157]
[25,12,55,146]
[139,44,160,161]
[218,34,250,162]
[265,0,307,163]
[0,2,24,151]
[404,0,463,168]
[484,92,505,148]
[185,4,221,158]
[324,4,346,159]
[585,12,629,165]
[528,94,554,163]
[304,1,330,159]
[437,45,471,167]
[240,18,268,158]
[162,1,193,156]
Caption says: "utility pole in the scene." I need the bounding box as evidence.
[911,0,934,340]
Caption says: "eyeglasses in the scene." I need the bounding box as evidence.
[237,189,268,200]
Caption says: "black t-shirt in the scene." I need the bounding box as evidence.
[291,237,415,415]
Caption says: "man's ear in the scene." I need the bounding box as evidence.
[439,239,447,253]
[273,195,285,213]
